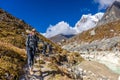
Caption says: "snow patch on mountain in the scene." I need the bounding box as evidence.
[74,12,104,33]
[43,12,104,38]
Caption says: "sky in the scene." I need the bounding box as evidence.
[0,0,116,33]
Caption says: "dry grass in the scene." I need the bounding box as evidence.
[0,8,84,79]
[0,41,26,58]
[0,44,26,79]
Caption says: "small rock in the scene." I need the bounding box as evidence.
[4,73,9,78]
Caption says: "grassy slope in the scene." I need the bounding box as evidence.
[0,42,25,79]
[0,9,84,79]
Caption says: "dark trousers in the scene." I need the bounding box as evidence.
[49,49,52,54]
[26,46,36,68]
[42,49,46,55]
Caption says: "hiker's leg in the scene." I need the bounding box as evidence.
[49,49,52,54]
[29,52,34,75]
[27,49,32,68]
[42,49,45,55]
[44,50,46,55]
[31,46,36,66]
[27,48,35,75]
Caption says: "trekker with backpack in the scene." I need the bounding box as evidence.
[26,29,39,75]
[48,43,53,54]
[42,42,47,56]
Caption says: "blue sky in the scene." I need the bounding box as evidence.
[0,0,108,33]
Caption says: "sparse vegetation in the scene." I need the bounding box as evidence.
[65,20,120,44]
[0,8,84,79]
[0,44,26,79]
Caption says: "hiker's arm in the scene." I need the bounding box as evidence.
[26,35,29,47]
[36,36,40,47]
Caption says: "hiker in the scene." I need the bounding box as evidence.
[26,29,39,75]
[48,43,53,54]
[42,42,47,56]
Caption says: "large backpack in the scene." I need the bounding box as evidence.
[28,34,38,47]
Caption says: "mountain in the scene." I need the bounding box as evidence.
[49,34,75,43]
[97,1,120,26]
[74,12,104,33]
[0,8,118,80]
[62,1,120,75]
[44,13,104,38]
[63,1,120,54]
[0,8,84,80]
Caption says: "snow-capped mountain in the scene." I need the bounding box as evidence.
[62,1,120,75]
[43,12,104,38]
[74,12,104,33]
[97,1,120,26]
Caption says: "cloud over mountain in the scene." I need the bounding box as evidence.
[43,12,104,38]
[44,21,76,38]
[94,0,120,10]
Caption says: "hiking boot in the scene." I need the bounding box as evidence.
[30,70,34,75]
[29,67,34,75]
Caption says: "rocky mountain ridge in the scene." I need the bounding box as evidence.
[97,1,120,26]
[62,1,120,78]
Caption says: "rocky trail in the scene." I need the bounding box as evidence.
[19,51,75,80]
[20,53,58,80]
[19,51,120,80]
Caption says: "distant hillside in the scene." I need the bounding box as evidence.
[64,1,120,45]
[65,20,120,44]
[49,34,75,43]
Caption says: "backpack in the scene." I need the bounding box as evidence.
[28,34,38,47]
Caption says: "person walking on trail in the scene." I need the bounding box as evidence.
[26,29,39,75]
[42,42,47,56]
[48,43,53,54]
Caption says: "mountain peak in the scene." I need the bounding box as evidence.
[97,0,120,26]
[112,0,120,7]
[74,12,104,33]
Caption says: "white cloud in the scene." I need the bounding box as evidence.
[94,0,120,10]
[43,12,104,38]
[44,21,76,38]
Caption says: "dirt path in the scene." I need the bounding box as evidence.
[19,54,55,80]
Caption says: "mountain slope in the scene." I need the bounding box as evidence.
[97,1,120,26]
[44,13,103,38]
[0,8,84,79]
[62,1,120,75]
[65,20,120,44]
[64,1,120,45]
[49,34,75,43]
